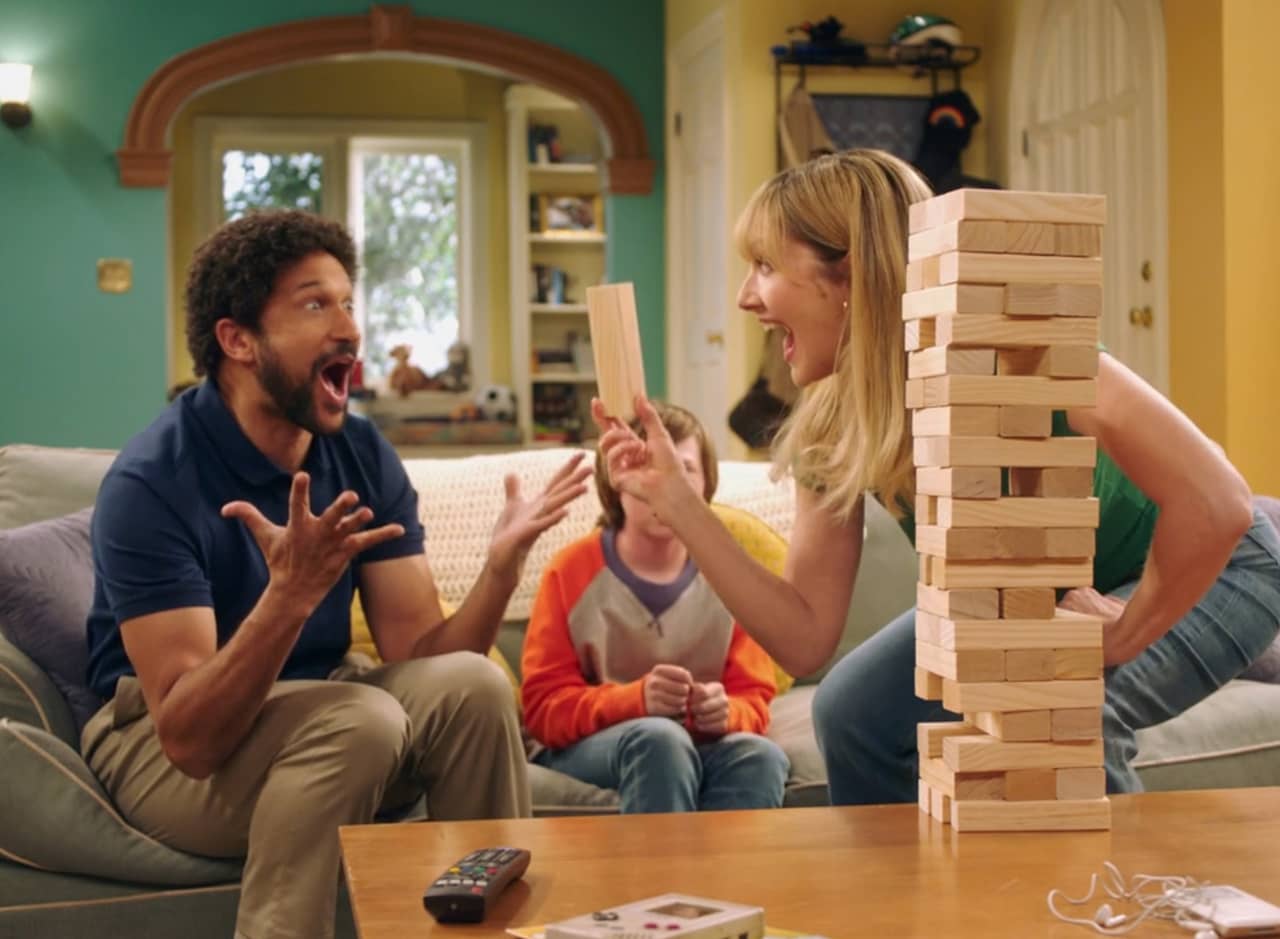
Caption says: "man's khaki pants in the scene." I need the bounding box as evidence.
[81,652,531,939]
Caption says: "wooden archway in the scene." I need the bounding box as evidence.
[117,5,655,193]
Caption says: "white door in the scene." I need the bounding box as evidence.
[667,12,729,450]
[1009,0,1168,392]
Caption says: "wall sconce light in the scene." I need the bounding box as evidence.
[0,63,33,130]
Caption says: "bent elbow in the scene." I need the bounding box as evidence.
[158,732,218,780]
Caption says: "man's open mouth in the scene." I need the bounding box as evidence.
[317,356,354,408]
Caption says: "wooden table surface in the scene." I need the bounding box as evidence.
[340,787,1280,938]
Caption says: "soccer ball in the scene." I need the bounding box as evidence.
[475,384,517,422]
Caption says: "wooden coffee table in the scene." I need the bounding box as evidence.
[340,787,1280,938]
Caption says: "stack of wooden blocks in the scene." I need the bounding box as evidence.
[904,188,1112,832]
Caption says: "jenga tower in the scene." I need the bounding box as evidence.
[903,189,1110,833]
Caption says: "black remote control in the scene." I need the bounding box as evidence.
[423,846,531,924]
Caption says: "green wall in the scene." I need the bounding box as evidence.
[0,0,665,448]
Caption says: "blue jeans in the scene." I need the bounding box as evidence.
[533,717,791,813]
[813,508,1280,804]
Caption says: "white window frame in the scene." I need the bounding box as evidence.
[194,116,490,388]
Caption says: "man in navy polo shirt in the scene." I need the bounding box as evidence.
[81,209,590,939]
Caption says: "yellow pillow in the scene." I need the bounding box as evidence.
[349,593,518,691]
[709,503,796,695]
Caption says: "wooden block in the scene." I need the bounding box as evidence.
[914,666,944,701]
[905,379,925,409]
[942,735,1104,773]
[902,283,1006,320]
[913,406,999,437]
[586,283,646,421]
[915,466,1001,499]
[1002,587,1058,619]
[915,526,1090,561]
[1052,707,1103,740]
[918,553,937,585]
[939,496,1100,529]
[931,609,1103,651]
[967,709,1053,742]
[1004,769,1059,801]
[920,757,1005,801]
[929,785,952,823]
[918,721,978,759]
[1008,466,1095,498]
[916,640,1006,681]
[938,252,1102,287]
[997,345,1100,378]
[930,558,1093,590]
[1005,283,1102,317]
[999,406,1052,438]
[1004,221,1057,255]
[909,189,1107,234]
[916,375,1097,408]
[918,778,932,814]
[904,318,936,352]
[1005,648,1057,682]
[943,678,1104,712]
[908,219,1009,261]
[917,583,1001,620]
[906,255,942,291]
[914,435,1096,469]
[936,314,1099,348]
[908,347,996,379]
[916,493,939,526]
[1055,224,1103,257]
[1053,648,1105,679]
[1057,767,1106,800]
[950,797,1111,832]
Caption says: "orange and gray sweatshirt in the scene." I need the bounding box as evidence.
[521,528,778,752]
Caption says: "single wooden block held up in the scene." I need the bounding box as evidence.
[586,283,647,421]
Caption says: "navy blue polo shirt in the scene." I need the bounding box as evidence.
[85,379,425,700]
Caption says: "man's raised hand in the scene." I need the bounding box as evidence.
[486,451,591,584]
[221,472,404,609]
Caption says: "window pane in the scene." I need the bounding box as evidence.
[357,151,459,381]
[221,150,324,221]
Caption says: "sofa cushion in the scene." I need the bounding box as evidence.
[0,719,241,885]
[0,445,115,530]
[0,509,103,732]
[0,634,78,748]
[1134,679,1280,790]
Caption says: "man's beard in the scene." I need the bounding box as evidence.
[256,339,348,436]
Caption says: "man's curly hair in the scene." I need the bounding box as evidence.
[185,209,358,378]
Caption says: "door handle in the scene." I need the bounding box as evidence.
[705,331,724,345]
[1128,306,1153,328]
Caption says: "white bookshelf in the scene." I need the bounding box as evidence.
[506,84,607,446]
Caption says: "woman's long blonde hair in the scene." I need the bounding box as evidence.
[735,149,932,524]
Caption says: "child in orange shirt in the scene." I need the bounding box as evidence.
[521,402,790,813]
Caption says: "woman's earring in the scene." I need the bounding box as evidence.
[842,299,849,312]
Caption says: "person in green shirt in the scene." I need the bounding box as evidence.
[591,149,1280,799]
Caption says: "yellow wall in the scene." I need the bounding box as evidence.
[1166,0,1227,447]
[667,1,998,413]
[1222,0,1280,492]
[168,59,511,386]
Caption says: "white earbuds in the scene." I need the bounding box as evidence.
[1094,904,1127,929]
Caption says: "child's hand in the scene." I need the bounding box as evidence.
[688,681,729,736]
[643,664,693,717]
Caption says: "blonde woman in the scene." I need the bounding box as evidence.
[593,149,1280,804]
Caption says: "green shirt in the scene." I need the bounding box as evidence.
[898,411,1157,593]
